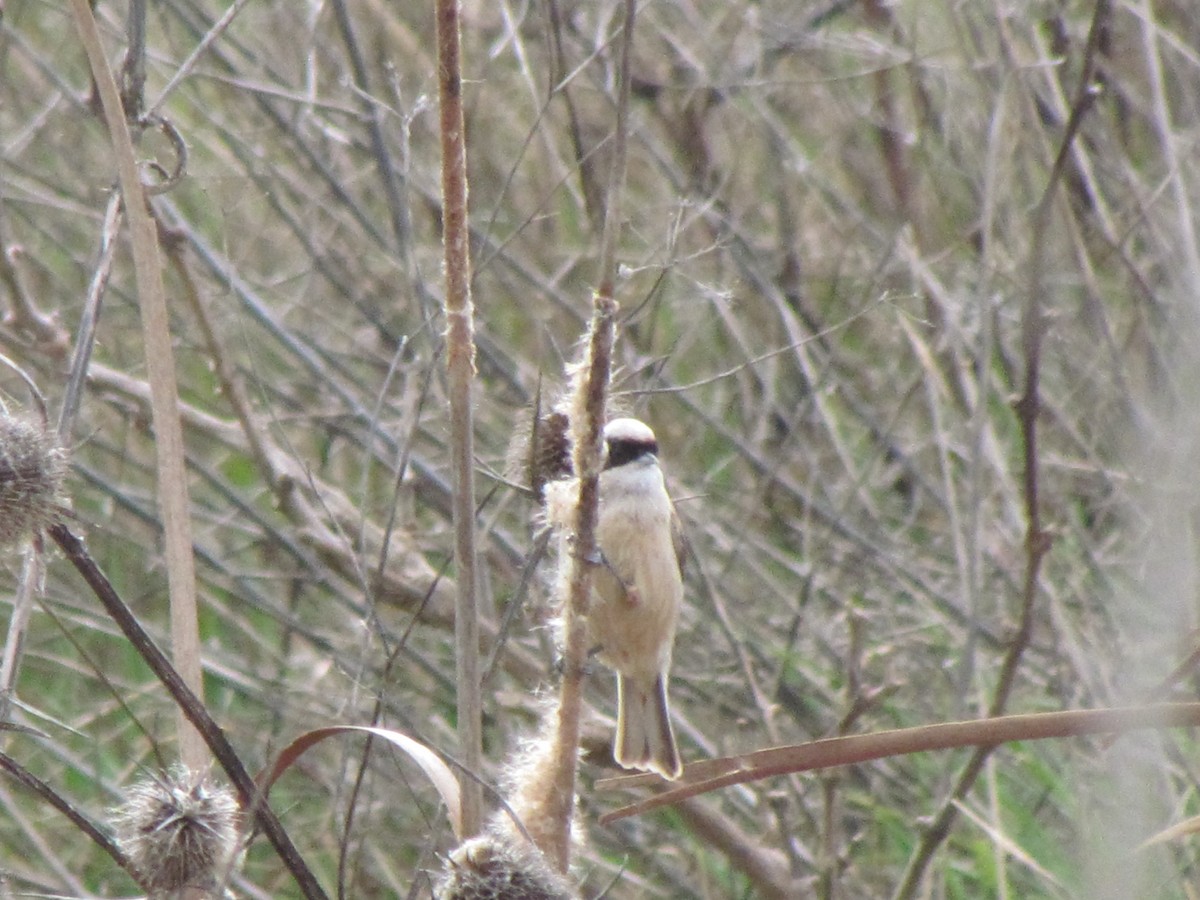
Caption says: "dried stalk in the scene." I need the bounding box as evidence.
[435,0,485,839]
[48,523,330,900]
[543,0,637,873]
[68,0,207,770]
[891,3,1111,896]
[599,703,1200,823]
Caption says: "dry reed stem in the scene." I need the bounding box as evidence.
[68,0,206,770]
[542,0,637,875]
[892,4,1112,895]
[599,703,1200,823]
[436,0,485,839]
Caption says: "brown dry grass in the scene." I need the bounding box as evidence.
[2,0,1200,896]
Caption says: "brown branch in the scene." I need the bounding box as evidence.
[598,703,1200,823]
[542,0,638,874]
[47,523,330,900]
[546,0,605,232]
[331,0,414,256]
[891,4,1112,896]
[0,747,144,887]
[861,0,914,231]
[58,192,122,443]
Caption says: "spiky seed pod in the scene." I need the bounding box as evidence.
[111,767,241,897]
[0,415,67,549]
[437,830,579,900]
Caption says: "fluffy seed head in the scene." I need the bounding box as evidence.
[111,766,241,896]
[0,415,67,548]
[437,830,578,900]
[506,410,572,505]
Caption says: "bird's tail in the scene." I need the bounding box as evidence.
[615,673,682,780]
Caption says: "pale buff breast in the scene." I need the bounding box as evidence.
[588,467,682,678]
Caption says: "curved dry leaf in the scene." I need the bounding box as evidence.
[598,704,1200,824]
[259,725,463,840]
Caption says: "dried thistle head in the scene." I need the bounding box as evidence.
[0,414,67,549]
[437,829,578,900]
[111,766,241,897]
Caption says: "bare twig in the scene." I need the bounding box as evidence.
[598,703,1200,823]
[331,0,415,265]
[891,4,1112,896]
[546,0,605,231]
[145,0,253,120]
[0,746,143,886]
[119,0,147,121]
[0,545,42,724]
[58,190,121,444]
[47,523,331,900]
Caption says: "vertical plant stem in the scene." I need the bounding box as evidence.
[435,0,484,839]
[68,0,207,770]
[544,0,637,873]
[58,192,122,444]
[890,4,1110,897]
[595,0,636,299]
[0,547,43,725]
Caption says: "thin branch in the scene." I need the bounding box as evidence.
[891,4,1111,896]
[0,747,144,887]
[58,191,121,444]
[145,0,254,120]
[598,703,1200,823]
[330,0,419,283]
[545,0,605,231]
[47,523,331,900]
[595,0,635,298]
[119,0,147,121]
[0,545,42,724]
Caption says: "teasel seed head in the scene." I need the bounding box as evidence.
[0,414,67,549]
[111,766,241,897]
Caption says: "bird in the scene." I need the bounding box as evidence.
[585,417,684,780]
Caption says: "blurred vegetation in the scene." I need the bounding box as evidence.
[2,0,1200,896]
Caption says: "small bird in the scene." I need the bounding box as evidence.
[586,417,684,780]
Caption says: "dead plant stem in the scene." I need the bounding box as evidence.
[544,0,637,874]
[68,0,207,770]
[435,0,485,839]
[891,4,1111,896]
[600,703,1200,823]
